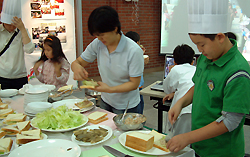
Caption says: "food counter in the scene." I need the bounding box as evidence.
[1,92,195,157]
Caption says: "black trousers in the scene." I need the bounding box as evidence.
[0,76,28,90]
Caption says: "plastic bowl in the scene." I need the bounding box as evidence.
[25,102,52,114]
[0,89,18,97]
[113,113,146,131]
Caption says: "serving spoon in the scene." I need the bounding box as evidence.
[120,101,129,123]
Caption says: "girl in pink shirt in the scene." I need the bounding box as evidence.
[33,36,70,89]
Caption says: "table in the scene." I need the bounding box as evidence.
[140,81,171,133]
[1,92,194,157]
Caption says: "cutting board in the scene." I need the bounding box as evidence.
[80,143,156,157]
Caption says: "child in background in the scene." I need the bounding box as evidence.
[166,0,250,156]
[33,36,70,89]
[162,44,196,136]
[125,31,149,114]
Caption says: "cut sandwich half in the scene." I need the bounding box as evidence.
[75,97,93,109]
[0,103,8,109]
[0,131,6,139]
[16,121,31,132]
[57,85,73,92]
[3,113,27,125]
[16,129,42,145]
[0,138,13,154]
[87,111,108,124]
[1,125,19,135]
[149,130,169,152]
[0,108,14,119]
[80,79,99,89]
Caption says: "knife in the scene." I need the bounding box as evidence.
[103,145,134,157]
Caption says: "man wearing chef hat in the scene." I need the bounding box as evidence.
[166,0,250,156]
[0,0,35,89]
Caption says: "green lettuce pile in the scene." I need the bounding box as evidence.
[32,105,86,130]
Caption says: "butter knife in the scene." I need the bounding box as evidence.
[103,145,134,157]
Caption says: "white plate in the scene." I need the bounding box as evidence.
[71,125,113,146]
[0,138,17,156]
[0,89,18,98]
[118,130,170,155]
[30,114,88,132]
[8,139,81,157]
[52,99,95,113]
[19,84,56,95]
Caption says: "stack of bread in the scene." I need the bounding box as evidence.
[1,121,31,135]
[125,130,169,152]
[87,111,108,124]
[16,129,42,145]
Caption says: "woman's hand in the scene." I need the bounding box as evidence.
[168,101,182,125]
[166,133,190,152]
[72,64,88,81]
[93,82,112,93]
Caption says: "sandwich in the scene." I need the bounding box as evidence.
[16,129,42,145]
[125,131,154,152]
[1,121,30,135]
[149,130,169,152]
[57,85,73,92]
[80,79,99,89]
[3,113,27,125]
[0,131,6,139]
[75,97,93,109]
[87,111,108,124]
[0,103,8,109]
[0,108,14,119]
[0,138,13,154]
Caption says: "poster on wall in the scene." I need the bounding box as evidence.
[21,0,77,87]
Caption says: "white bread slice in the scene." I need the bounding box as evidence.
[149,130,169,152]
[16,121,31,132]
[57,85,73,92]
[0,131,6,139]
[0,108,14,118]
[0,103,8,109]
[3,113,26,124]
[1,125,19,135]
[16,129,41,144]
[125,132,154,152]
[0,138,13,153]
[88,111,108,124]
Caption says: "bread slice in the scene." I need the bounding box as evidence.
[0,103,8,109]
[88,111,108,124]
[16,121,31,132]
[0,138,13,153]
[80,80,99,89]
[75,98,93,109]
[1,125,19,135]
[57,85,73,92]
[125,132,154,152]
[3,113,27,124]
[0,108,14,118]
[16,129,41,145]
[149,130,169,152]
[0,131,6,139]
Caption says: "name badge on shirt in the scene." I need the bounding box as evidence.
[207,80,214,91]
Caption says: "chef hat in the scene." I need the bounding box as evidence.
[188,0,229,34]
[0,0,22,24]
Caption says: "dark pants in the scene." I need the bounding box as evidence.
[100,98,140,114]
[0,76,28,90]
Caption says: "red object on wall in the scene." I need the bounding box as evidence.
[55,0,64,3]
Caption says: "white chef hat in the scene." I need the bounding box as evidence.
[188,0,229,34]
[0,0,21,24]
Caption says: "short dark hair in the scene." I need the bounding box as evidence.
[188,33,228,41]
[125,31,140,43]
[173,44,195,65]
[227,32,237,40]
[88,6,121,36]
[37,35,67,63]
